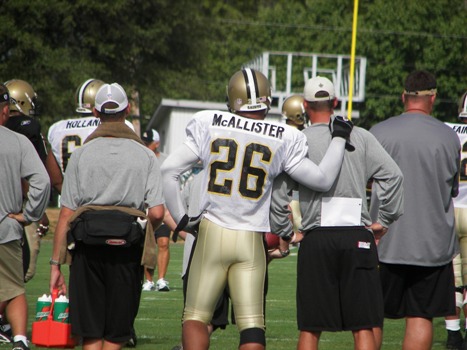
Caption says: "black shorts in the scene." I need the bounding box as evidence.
[69,243,143,343]
[297,227,383,331]
[380,262,456,319]
[154,224,171,239]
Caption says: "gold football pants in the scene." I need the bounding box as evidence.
[455,207,467,287]
[183,219,266,332]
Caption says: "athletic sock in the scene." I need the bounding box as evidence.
[446,319,461,331]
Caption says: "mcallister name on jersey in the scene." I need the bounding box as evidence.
[212,113,284,139]
[65,118,100,129]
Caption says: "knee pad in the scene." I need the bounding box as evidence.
[456,289,464,309]
[239,328,265,346]
[453,254,463,287]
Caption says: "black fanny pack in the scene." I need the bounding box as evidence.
[69,210,144,247]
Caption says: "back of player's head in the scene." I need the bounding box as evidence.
[226,68,271,114]
[403,70,437,97]
[282,95,306,127]
[4,79,38,116]
[75,79,106,114]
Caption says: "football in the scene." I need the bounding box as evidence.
[264,232,280,250]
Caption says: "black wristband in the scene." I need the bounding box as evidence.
[172,215,189,243]
[332,129,350,139]
[175,214,189,233]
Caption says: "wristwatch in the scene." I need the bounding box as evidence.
[49,258,60,266]
[279,249,290,257]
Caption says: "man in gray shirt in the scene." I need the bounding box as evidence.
[270,76,404,350]
[0,83,50,350]
[49,83,165,350]
[370,70,460,350]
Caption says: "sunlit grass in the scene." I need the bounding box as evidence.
[24,237,452,349]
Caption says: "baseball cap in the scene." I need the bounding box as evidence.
[141,129,160,143]
[304,76,335,102]
[94,83,128,114]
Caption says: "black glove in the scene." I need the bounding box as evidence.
[172,213,203,242]
[281,232,292,242]
[329,115,355,151]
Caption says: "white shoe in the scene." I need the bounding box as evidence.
[142,280,155,291]
[156,278,170,291]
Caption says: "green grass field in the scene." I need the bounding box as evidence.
[21,237,452,349]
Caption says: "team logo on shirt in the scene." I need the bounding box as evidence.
[21,120,32,126]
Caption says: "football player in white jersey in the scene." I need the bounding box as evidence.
[46,79,106,192]
[444,91,467,349]
[161,68,353,350]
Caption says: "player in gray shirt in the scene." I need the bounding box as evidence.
[270,77,403,350]
[0,83,50,350]
[370,70,460,350]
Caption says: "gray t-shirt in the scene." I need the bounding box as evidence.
[270,124,404,235]
[0,126,50,243]
[157,152,168,165]
[61,137,164,211]
[370,113,460,266]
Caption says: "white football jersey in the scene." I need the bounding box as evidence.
[446,122,467,207]
[48,116,135,174]
[185,110,308,232]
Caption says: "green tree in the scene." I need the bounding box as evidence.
[357,0,467,127]
[0,0,212,130]
[0,0,465,132]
